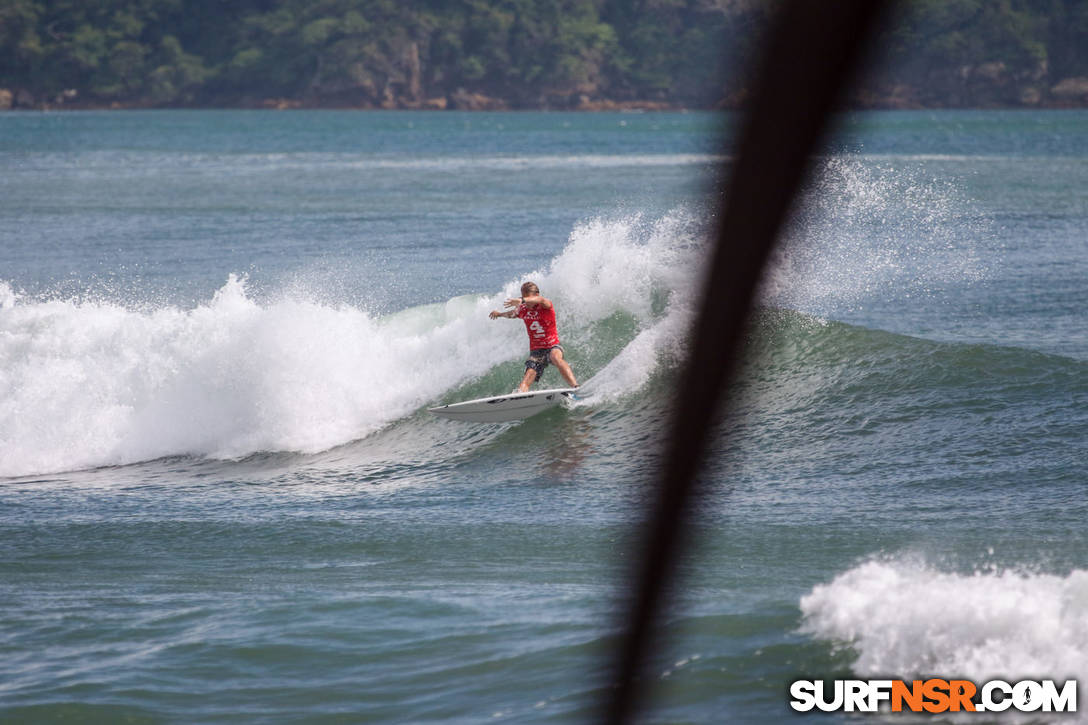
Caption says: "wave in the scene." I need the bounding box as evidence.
[736,310,1088,479]
[5,266,1079,481]
[0,155,1021,477]
[749,309,1087,395]
[0,212,703,478]
[800,556,1088,683]
[7,261,1077,481]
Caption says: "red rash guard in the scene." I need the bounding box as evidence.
[516,303,560,350]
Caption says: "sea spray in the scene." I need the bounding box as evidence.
[764,156,990,318]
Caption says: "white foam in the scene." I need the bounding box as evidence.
[0,275,516,477]
[0,212,703,477]
[0,281,19,309]
[800,557,1088,682]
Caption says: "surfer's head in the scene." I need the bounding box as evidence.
[520,281,540,298]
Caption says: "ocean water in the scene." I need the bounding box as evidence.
[1,110,1086,723]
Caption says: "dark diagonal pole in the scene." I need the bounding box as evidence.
[605,2,893,722]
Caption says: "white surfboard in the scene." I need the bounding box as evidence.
[429,387,584,423]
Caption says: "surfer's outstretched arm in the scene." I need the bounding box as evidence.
[489,309,517,319]
[503,295,551,309]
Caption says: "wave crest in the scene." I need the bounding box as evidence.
[0,212,703,477]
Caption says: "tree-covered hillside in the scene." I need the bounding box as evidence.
[1,0,1086,110]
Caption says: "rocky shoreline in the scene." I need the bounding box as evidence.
[3,78,1088,112]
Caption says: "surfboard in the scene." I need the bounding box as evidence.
[429,387,584,423]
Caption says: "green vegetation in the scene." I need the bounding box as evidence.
[1,0,1086,109]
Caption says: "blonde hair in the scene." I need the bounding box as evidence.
[520,281,540,296]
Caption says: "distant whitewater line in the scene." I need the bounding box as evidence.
[6,150,732,174]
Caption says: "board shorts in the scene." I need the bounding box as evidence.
[525,345,564,381]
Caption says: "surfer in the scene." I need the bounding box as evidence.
[489,282,579,392]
